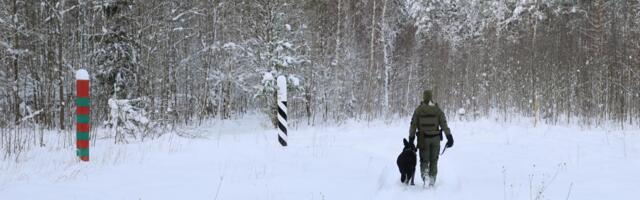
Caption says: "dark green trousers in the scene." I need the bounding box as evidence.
[418,137,440,184]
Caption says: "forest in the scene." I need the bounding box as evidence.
[1,0,639,136]
[2,1,640,198]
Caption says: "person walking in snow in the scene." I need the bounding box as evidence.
[408,90,454,187]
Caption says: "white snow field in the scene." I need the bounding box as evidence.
[1,115,639,200]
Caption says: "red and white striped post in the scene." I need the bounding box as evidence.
[76,69,90,161]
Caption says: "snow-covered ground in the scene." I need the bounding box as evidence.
[1,115,639,200]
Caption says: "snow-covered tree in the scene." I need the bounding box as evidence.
[250,0,307,126]
[90,0,147,140]
[92,0,141,100]
[108,98,152,143]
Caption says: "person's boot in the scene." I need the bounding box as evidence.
[420,168,428,187]
[428,175,436,187]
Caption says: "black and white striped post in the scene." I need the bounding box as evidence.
[276,76,288,146]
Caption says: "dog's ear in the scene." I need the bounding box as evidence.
[403,138,409,146]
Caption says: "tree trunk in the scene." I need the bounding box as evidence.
[381,0,390,116]
[58,0,65,130]
[12,0,21,125]
[366,0,377,120]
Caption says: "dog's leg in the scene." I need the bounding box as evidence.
[410,170,415,185]
[404,173,409,185]
[405,173,411,185]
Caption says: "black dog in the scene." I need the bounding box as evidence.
[396,138,417,185]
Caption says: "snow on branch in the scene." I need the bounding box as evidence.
[19,109,43,123]
[0,41,29,57]
[171,9,205,21]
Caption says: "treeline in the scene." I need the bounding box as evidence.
[1,0,639,132]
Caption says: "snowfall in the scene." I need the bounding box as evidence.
[1,115,639,200]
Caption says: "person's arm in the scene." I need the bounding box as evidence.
[439,108,451,136]
[409,108,418,144]
[439,108,454,148]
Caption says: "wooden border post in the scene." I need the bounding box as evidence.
[76,69,90,161]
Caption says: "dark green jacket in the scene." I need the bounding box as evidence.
[409,91,451,144]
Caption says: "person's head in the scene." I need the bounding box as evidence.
[423,90,433,103]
